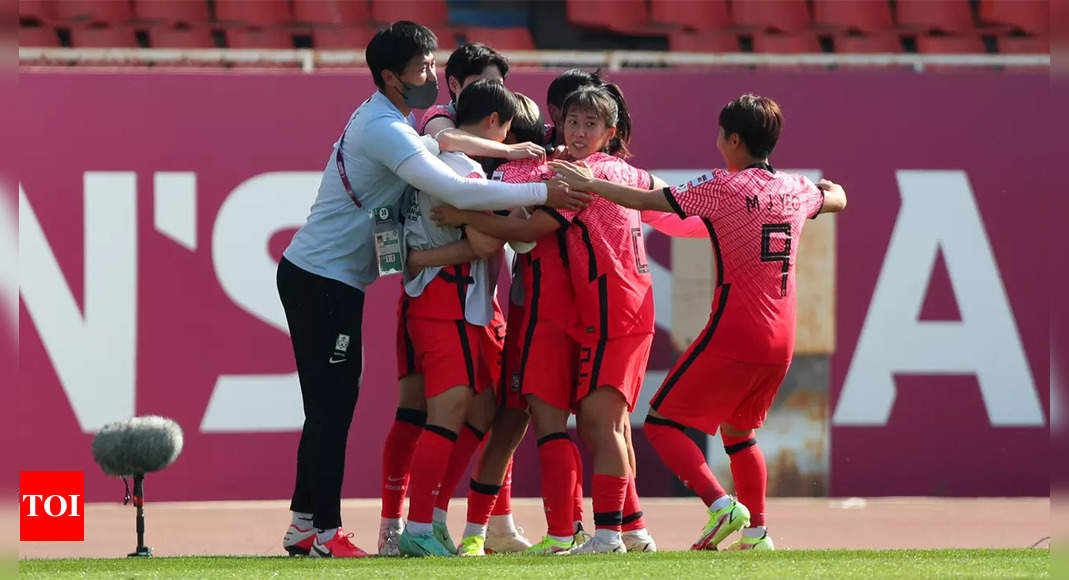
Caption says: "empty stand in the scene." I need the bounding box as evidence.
[20,25,60,46]
[651,0,731,30]
[813,0,894,33]
[214,0,292,27]
[134,0,211,24]
[896,0,976,33]
[55,1,134,23]
[980,0,1048,34]
[19,0,57,24]
[567,0,649,34]
[458,26,534,50]
[834,33,903,53]
[372,0,449,25]
[732,0,811,32]
[997,34,1048,54]
[293,0,371,26]
[313,25,379,49]
[150,24,215,48]
[227,26,294,49]
[69,23,139,47]
[914,34,987,53]
[751,32,822,53]
[668,30,739,52]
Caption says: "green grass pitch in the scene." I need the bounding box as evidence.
[19,549,1048,579]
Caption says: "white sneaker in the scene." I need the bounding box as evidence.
[378,526,402,556]
[622,529,657,552]
[562,534,627,555]
[485,526,532,553]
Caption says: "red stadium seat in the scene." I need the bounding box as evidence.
[751,32,822,53]
[813,0,894,33]
[371,0,449,26]
[226,26,294,49]
[834,33,903,53]
[20,1,57,24]
[459,27,534,51]
[668,30,739,52]
[19,25,60,46]
[214,0,292,27]
[149,24,215,48]
[651,0,731,30]
[69,23,139,47]
[313,25,379,49]
[914,34,986,53]
[294,0,371,25]
[732,0,811,32]
[134,0,210,24]
[895,0,976,33]
[567,0,649,34]
[980,0,1048,34]
[55,1,134,23]
[997,34,1048,54]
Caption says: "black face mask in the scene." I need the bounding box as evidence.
[400,78,439,109]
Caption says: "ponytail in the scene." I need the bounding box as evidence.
[600,82,632,158]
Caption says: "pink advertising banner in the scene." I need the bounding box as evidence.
[16,69,1050,501]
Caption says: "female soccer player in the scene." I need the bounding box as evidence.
[550,94,847,551]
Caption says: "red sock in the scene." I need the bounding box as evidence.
[491,459,513,516]
[723,432,767,527]
[407,426,457,524]
[380,409,426,518]
[435,423,485,511]
[621,473,645,531]
[645,418,726,506]
[591,473,628,531]
[466,478,500,526]
[537,434,580,537]
[570,442,584,524]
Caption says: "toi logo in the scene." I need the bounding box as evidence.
[20,471,85,541]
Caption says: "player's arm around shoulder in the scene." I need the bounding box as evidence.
[549,160,674,213]
[815,178,847,215]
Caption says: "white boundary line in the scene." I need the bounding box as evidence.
[19,47,1050,73]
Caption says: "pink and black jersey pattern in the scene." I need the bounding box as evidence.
[562,153,656,341]
[418,103,457,136]
[662,165,824,364]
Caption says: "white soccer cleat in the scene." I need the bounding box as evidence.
[562,534,627,555]
[485,527,533,553]
[622,529,657,552]
[378,526,402,556]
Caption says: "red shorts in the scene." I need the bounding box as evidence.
[517,318,578,412]
[478,305,506,396]
[575,333,653,412]
[396,298,487,398]
[650,348,789,434]
[498,303,528,409]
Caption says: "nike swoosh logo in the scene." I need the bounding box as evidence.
[312,545,331,557]
[387,476,405,482]
[329,356,347,364]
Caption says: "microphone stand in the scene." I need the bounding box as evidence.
[127,474,152,557]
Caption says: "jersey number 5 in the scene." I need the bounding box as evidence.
[760,223,791,297]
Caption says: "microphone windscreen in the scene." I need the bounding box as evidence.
[92,415,184,477]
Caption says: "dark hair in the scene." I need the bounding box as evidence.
[455,79,519,128]
[365,21,438,90]
[561,85,633,158]
[718,94,783,159]
[546,68,604,108]
[508,92,545,144]
[445,42,510,102]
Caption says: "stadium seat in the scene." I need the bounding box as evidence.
[567,0,649,34]
[293,0,371,26]
[834,33,903,53]
[19,25,60,46]
[458,27,534,51]
[997,34,1048,54]
[651,0,731,31]
[134,0,210,24]
[19,1,57,25]
[214,0,292,27]
[914,34,986,53]
[895,0,976,33]
[226,26,294,49]
[372,0,449,26]
[313,25,379,49]
[149,24,215,48]
[979,0,1048,34]
[750,32,822,53]
[55,1,135,23]
[668,30,739,52]
[812,0,894,33]
[69,23,139,47]
[732,0,811,32]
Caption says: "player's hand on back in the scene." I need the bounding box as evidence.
[549,160,594,192]
[545,176,591,211]
[506,141,547,162]
[431,204,467,226]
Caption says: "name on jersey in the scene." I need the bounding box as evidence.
[673,172,714,194]
[746,193,803,213]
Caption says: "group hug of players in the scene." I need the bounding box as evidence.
[283,29,847,558]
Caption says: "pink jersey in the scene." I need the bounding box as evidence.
[418,103,457,136]
[663,166,824,364]
[564,153,655,341]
